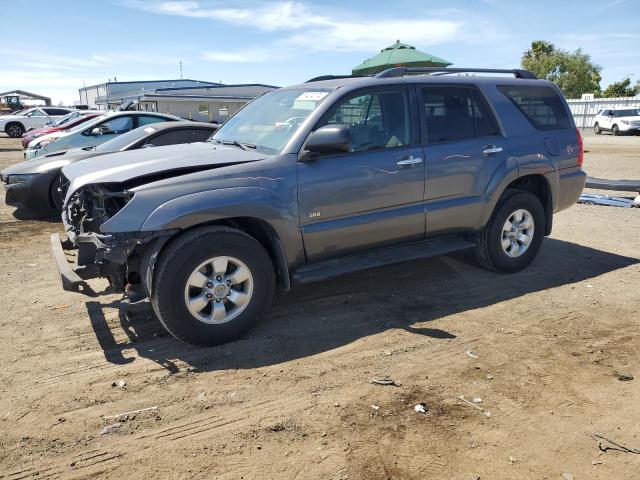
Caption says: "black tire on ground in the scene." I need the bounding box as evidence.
[594,123,601,134]
[6,122,25,138]
[151,226,275,346]
[612,124,620,136]
[49,174,64,212]
[476,190,545,273]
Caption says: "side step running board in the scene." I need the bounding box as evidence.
[291,236,476,285]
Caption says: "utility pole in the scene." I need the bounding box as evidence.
[180,60,183,79]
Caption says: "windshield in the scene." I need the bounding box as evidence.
[95,124,156,152]
[53,112,75,127]
[615,109,640,117]
[212,88,331,154]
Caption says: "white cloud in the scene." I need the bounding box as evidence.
[202,47,290,63]
[125,0,465,59]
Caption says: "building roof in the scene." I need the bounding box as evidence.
[80,79,221,90]
[0,89,52,104]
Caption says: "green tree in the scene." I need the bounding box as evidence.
[521,41,602,98]
[601,77,638,98]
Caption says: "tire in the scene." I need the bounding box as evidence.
[612,124,620,136]
[6,122,25,138]
[49,174,64,212]
[594,123,601,134]
[151,226,275,346]
[476,190,545,273]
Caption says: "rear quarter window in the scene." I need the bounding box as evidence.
[498,85,570,130]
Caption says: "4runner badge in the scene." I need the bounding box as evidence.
[309,211,321,218]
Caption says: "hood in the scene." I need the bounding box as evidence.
[62,142,266,198]
[0,148,93,176]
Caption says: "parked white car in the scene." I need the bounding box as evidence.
[0,107,75,138]
[24,111,182,159]
[593,107,640,136]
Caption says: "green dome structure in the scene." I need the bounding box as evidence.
[352,40,452,76]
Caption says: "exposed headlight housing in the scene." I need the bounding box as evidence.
[35,137,58,150]
[621,120,629,125]
[6,173,39,184]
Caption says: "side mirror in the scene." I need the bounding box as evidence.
[91,127,102,136]
[608,112,614,117]
[305,125,351,156]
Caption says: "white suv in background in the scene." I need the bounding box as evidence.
[594,107,640,136]
[0,107,74,138]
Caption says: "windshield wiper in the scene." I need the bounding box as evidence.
[213,139,257,151]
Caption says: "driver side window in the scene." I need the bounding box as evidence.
[98,116,133,134]
[321,90,410,152]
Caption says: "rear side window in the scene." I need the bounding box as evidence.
[498,85,570,130]
[420,86,500,143]
[137,115,172,127]
[148,128,213,147]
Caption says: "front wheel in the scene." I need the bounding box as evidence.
[612,124,620,136]
[594,123,601,134]
[151,226,275,346]
[6,123,25,138]
[476,190,545,273]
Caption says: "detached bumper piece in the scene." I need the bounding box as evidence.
[50,233,100,294]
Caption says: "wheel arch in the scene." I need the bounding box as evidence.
[140,216,291,299]
[501,174,553,235]
[4,121,25,136]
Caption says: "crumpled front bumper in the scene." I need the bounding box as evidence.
[50,230,177,295]
[50,233,101,293]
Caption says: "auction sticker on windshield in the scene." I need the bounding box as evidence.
[296,91,329,102]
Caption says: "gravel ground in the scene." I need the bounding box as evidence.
[0,133,638,480]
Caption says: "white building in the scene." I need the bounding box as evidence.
[78,80,277,122]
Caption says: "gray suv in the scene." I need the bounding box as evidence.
[51,67,586,346]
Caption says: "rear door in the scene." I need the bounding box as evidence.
[418,85,508,235]
[298,86,425,261]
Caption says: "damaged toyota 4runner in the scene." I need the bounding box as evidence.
[52,67,586,346]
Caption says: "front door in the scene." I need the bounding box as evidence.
[418,85,510,235]
[298,87,425,261]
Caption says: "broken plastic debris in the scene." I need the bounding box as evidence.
[371,405,380,410]
[466,350,479,359]
[472,397,483,404]
[100,423,122,435]
[458,396,491,418]
[371,377,399,386]
[414,403,427,413]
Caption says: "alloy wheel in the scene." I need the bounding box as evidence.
[501,209,535,258]
[183,256,254,324]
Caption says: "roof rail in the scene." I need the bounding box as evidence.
[305,74,362,83]
[374,67,537,80]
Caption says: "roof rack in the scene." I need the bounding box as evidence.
[374,67,537,79]
[305,74,362,83]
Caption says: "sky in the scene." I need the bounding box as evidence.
[1,0,638,105]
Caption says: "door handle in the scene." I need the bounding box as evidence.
[396,156,423,166]
[482,145,503,155]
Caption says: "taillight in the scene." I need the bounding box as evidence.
[576,128,584,167]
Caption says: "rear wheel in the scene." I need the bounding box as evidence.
[151,226,275,346]
[612,124,620,136]
[594,123,601,134]
[476,190,545,273]
[6,123,25,138]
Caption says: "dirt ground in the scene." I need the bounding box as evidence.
[0,131,638,480]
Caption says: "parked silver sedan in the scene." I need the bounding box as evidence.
[24,111,182,159]
[2,121,217,214]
